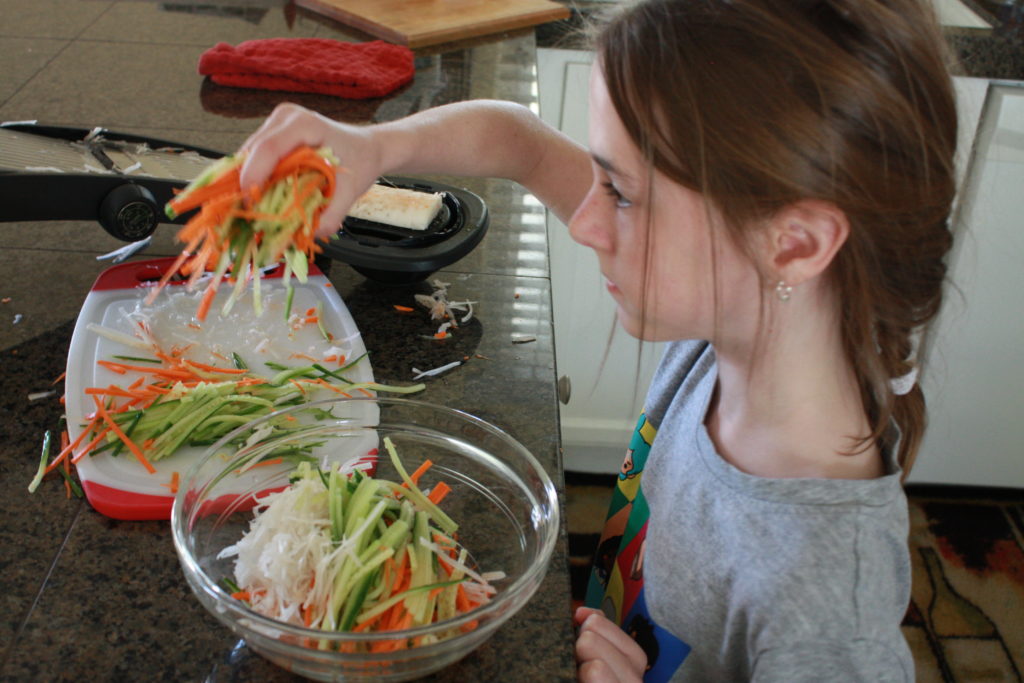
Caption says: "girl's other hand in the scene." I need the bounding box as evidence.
[575,606,647,682]
[238,102,384,240]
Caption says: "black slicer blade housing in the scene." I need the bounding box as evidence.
[328,177,488,285]
[0,123,489,283]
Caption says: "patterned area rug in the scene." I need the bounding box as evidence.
[566,473,1024,681]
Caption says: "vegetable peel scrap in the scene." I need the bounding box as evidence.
[147,146,338,320]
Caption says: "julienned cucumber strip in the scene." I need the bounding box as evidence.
[354,579,465,626]
[27,430,52,493]
[384,437,458,535]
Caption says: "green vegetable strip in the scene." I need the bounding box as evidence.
[383,437,458,535]
[27,430,52,493]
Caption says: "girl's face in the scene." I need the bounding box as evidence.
[569,67,761,344]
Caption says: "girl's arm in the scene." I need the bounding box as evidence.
[239,100,591,237]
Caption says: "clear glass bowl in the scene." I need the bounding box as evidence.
[171,397,560,682]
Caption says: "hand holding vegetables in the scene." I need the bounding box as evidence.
[150,144,337,320]
[239,103,386,242]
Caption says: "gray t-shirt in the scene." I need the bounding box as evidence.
[641,340,914,681]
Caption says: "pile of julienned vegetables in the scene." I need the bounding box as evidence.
[219,437,504,651]
[27,341,424,492]
[149,145,337,321]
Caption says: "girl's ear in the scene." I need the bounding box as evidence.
[767,199,849,287]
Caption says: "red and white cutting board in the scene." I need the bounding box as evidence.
[64,257,375,521]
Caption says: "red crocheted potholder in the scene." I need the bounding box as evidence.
[198,38,414,99]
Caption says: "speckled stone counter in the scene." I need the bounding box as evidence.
[0,3,573,681]
[537,0,1024,81]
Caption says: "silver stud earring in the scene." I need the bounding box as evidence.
[775,280,792,302]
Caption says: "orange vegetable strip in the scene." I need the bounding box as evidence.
[97,360,193,380]
[456,583,477,613]
[290,352,318,362]
[427,481,451,505]
[393,305,414,313]
[161,471,180,494]
[352,610,386,633]
[45,418,99,473]
[236,457,283,472]
[230,591,251,601]
[402,459,433,488]
[195,281,219,322]
[92,394,155,474]
[52,371,67,385]
[144,235,202,305]
[70,426,113,465]
[181,359,248,375]
[61,433,73,498]
[168,167,241,214]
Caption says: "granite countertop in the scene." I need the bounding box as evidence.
[0,3,573,681]
[538,0,1024,81]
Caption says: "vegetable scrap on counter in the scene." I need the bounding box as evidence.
[411,361,462,381]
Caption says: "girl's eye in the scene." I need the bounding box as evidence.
[602,181,632,209]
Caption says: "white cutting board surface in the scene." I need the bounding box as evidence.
[64,258,375,520]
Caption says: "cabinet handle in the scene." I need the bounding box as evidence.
[557,375,571,405]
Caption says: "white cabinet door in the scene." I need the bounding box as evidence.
[911,81,1024,487]
[539,48,664,473]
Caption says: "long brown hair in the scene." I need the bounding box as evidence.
[595,0,958,472]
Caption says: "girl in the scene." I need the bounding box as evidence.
[238,0,958,679]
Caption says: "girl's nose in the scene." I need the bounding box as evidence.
[568,187,613,253]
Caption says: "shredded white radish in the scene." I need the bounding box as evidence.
[411,361,461,380]
[218,478,332,626]
[86,322,152,351]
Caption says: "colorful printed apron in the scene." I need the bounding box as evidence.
[584,413,690,681]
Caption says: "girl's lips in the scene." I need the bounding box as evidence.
[605,278,621,296]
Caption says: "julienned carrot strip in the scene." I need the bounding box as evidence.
[97,360,192,379]
[290,352,318,362]
[70,426,113,465]
[168,166,241,214]
[93,394,155,474]
[61,434,72,498]
[231,590,251,601]
[45,418,99,474]
[195,279,219,322]
[144,235,202,306]
[237,457,283,472]
[52,371,67,385]
[181,359,248,375]
[161,471,180,494]
[456,583,477,613]
[393,305,414,313]
[404,459,433,487]
[353,610,385,633]
[427,481,451,505]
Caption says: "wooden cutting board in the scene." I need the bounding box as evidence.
[296,0,571,48]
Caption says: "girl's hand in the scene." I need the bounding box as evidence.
[238,103,384,240]
[575,606,647,682]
